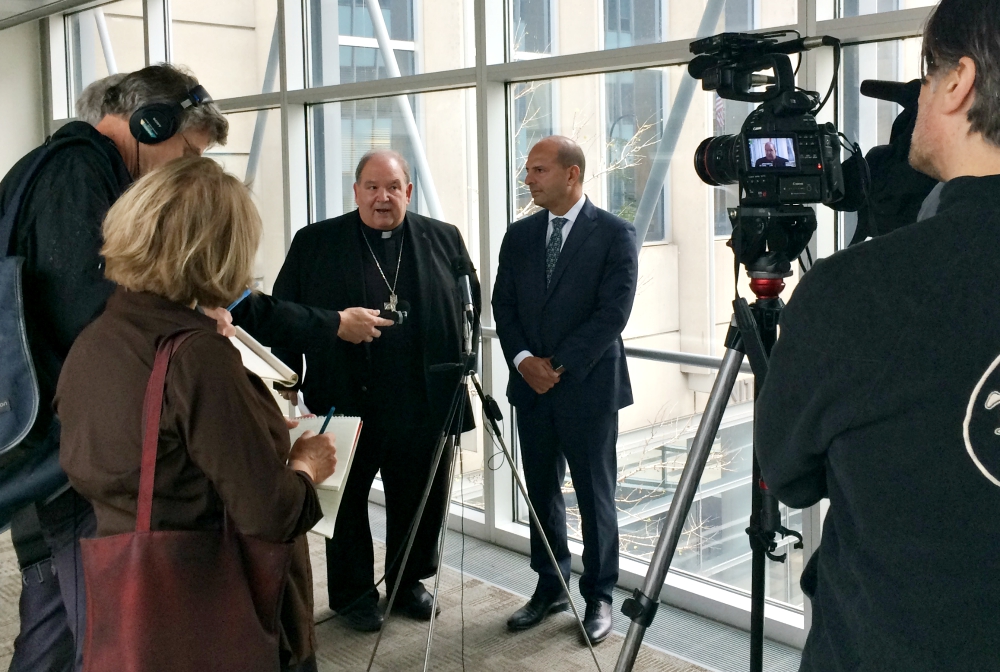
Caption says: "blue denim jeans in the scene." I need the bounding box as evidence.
[9,490,95,672]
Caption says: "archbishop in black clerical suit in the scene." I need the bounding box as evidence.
[493,137,637,644]
[272,206,480,621]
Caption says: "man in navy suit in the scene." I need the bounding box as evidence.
[493,136,638,644]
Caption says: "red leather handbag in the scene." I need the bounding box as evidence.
[79,332,294,672]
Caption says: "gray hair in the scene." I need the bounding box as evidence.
[75,73,126,125]
[922,0,1000,147]
[102,64,228,145]
[354,149,411,184]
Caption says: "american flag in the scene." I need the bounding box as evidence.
[714,94,725,133]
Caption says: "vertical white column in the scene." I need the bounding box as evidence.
[316,0,343,221]
[279,0,310,247]
[142,0,169,65]
[46,15,69,122]
[75,11,97,93]
[475,0,509,541]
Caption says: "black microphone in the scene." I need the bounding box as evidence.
[687,54,717,79]
[378,299,410,325]
[768,35,833,55]
[451,258,475,316]
[860,79,921,109]
[395,300,410,324]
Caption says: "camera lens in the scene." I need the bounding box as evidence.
[694,135,741,186]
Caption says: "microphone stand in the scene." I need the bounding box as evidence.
[421,310,472,671]
[366,338,470,672]
[460,372,603,671]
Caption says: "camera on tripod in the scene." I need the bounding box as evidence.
[689,31,850,275]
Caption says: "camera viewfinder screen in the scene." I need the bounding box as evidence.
[749,137,797,169]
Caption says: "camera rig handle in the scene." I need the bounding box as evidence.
[713,52,796,103]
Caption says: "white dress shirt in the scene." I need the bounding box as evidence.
[514,194,588,373]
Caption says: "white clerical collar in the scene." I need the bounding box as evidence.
[548,194,587,226]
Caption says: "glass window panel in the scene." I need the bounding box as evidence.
[512,0,552,55]
[206,109,285,295]
[307,0,474,88]
[508,0,797,62]
[205,109,285,293]
[66,1,145,118]
[823,0,935,20]
[308,89,483,510]
[839,37,923,245]
[507,67,806,607]
[170,0,279,100]
[204,109,286,407]
[510,71,672,244]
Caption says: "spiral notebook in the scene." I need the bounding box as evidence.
[288,415,362,538]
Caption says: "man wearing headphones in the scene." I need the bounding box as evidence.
[0,64,376,672]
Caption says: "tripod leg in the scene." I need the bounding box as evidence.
[423,435,461,672]
[614,346,746,672]
[469,374,604,672]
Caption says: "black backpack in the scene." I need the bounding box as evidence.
[0,136,105,528]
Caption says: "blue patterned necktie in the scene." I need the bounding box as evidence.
[546,217,567,286]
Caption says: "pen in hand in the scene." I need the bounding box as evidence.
[226,288,252,312]
[319,406,336,434]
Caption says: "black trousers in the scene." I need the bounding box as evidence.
[516,398,619,604]
[325,403,453,610]
[9,490,96,672]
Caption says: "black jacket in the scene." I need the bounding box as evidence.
[493,197,638,415]
[1,122,127,456]
[756,175,1000,671]
[0,121,341,458]
[271,210,480,432]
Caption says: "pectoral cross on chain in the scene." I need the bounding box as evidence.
[385,293,398,311]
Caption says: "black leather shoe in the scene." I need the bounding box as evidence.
[506,591,570,631]
[338,596,383,632]
[395,582,440,621]
[582,600,612,645]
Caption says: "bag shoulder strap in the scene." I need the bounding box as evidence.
[0,135,110,256]
[136,329,200,533]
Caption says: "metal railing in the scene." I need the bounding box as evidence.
[481,326,752,373]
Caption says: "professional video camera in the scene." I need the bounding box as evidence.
[688,31,857,275]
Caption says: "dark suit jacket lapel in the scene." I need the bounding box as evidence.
[526,212,549,305]
[543,197,599,303]
[337,211,368,309]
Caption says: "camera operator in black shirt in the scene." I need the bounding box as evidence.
[756,1,1000,670]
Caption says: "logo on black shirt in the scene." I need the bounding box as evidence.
[963,354,1000,488]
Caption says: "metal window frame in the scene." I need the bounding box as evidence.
[34,0,931,651]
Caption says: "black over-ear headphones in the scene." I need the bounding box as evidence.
[128,85,213,145]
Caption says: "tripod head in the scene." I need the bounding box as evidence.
[729,205,816,275]
[748,273,788,301]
